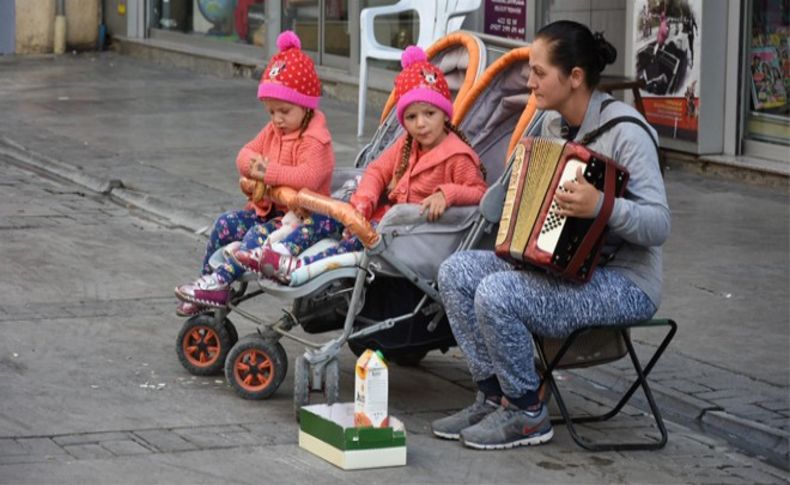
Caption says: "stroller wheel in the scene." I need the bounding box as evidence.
[176,315,237,376]
[323,358,340,405]
[293,354,310,420]
[225,335,287,400]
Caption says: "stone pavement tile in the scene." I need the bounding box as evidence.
[765,416,789,432]
[53,432,132,446]
[174,425,249,449]
[241,422,296,446]
[724,465,790,484]
[694,389,750,401]
[100,439,152,456]
[0,453,61,466]
[0,439,26,457]
[62,443,114,460]
[16,438,66,457]
[716,403,784,424]
[133,429,198,453]
[663,378,716,394]
[757,400,790,412]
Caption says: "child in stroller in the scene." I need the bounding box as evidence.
[173,32,539,416]
[230,45,487,285]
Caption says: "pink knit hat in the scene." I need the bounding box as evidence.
[394,46,453,126]
[258,31,321,109]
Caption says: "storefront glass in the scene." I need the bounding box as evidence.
[154,0,269,47]
[150,0,441,70]
[281,0,350,63]
[746,0,790,146]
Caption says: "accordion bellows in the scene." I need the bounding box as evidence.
[495,137,629,283]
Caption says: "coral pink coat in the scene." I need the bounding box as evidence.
[236,110,334,217]
[350,131,486,221]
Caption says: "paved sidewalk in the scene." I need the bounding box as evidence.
[0,51,788,471]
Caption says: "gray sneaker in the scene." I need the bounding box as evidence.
[431,392,499,440]
[460,400,553,450]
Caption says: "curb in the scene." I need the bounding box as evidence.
[701,410,789,470]
[0,137,213,235]
[578,366,789,470]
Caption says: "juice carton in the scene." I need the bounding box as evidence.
[354,349,389,428]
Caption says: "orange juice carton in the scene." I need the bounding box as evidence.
[354,349,389,428]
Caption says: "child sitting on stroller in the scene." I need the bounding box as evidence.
[174,31,335,312]
[232,46,488,283]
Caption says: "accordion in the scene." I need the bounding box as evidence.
[495,137,629,283]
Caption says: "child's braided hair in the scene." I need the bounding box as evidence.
[298,108,315,138]
[390,121,485,190]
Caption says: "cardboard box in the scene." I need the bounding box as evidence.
[298,403,406,470]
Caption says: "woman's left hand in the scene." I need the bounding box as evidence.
[554,166,601,219]
[420,191,447,222]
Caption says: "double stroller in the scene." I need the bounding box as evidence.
[175,31,541,415]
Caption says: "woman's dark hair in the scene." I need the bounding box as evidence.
[534,20,617,88]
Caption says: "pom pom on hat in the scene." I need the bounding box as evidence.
[401,45,427,68]
[393,46,452,127]
[258,31,321,109]
[277,30,301,52]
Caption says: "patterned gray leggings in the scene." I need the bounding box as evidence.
[438,250,656,399]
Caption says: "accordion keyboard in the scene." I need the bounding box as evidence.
[537,158,586,253]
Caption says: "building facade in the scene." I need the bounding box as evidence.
[6,0,787,162]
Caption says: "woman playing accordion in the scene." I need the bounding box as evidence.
[430,20,670,450]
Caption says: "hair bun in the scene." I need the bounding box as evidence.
[276,30,301,52]
[401,45,427,68]
[593,31,617,71]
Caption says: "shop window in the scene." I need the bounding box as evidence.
[747,0,790,146]
[154,0,268,47]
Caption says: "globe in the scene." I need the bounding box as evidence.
[197,0,235,29]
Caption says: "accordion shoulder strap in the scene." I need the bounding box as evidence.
[580,115,659,154]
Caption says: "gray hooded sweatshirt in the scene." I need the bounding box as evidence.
[540,90,671,307]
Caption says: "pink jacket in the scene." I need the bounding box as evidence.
[236,110,334,217]
[350,131,486,221]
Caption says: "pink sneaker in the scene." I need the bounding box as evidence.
[174,274,230,307]
[232,246,301,283]
[175,301,209,317]
[231,246,267,274]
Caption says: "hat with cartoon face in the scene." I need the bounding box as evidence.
[258,31,321,109]
[393,46,452,126]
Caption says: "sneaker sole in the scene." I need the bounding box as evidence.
[432,430,461,440]
[461,428,554,450]
[175,307,211,318]
[174,287,228,309]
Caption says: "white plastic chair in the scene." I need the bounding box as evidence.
[437,0,482,37]
[357,0,480,137]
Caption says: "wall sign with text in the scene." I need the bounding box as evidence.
[484,0,526,40]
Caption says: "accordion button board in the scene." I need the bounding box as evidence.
[495,136,630,282]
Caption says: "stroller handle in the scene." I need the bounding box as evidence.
[245,179,380,248]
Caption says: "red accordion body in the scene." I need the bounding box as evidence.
[495,137,629,283]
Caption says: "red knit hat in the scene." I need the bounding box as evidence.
[258,31,321,109]
[394,46,452,127]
